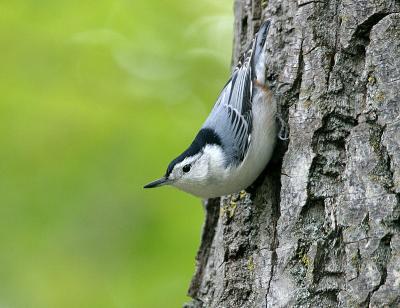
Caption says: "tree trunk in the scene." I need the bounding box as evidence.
[185,0,400,307]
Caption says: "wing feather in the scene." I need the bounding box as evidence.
[203,56,254,165]
[203,21,270,166]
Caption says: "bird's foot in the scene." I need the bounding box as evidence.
[276,113,289,140]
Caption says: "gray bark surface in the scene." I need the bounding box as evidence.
[185,1,400,307]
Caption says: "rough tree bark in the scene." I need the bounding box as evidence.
[185,0,400,307]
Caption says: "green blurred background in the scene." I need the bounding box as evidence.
[0,1,232,307]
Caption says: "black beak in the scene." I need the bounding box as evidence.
[143,176,169,189]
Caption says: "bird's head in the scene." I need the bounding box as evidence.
[144,128,225,197]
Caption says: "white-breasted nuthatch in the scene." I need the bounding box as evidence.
[144,21,277,198]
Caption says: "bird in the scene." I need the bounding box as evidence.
[144,20,277,199]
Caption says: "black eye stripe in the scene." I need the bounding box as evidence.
[183,164,191,173]
[165,128,222,177]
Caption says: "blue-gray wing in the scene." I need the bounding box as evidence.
[202,21,270,166]
[203,55,253,165]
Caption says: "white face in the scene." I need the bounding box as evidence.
[169,145,226,197]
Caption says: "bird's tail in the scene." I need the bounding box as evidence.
[251,20,270,84]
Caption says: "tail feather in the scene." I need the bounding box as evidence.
[254,21,270,55]
[251,20,270,84]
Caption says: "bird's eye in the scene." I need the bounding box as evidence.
[182,164,191,173]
